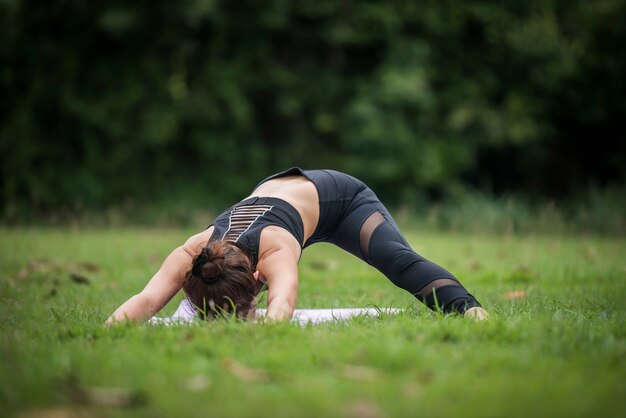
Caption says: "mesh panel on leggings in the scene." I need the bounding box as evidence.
[418,278,462,299]
[359,211,385,259]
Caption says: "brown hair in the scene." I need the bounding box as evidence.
[183,241,262,320]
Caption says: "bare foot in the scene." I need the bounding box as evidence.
[464,306,490,321]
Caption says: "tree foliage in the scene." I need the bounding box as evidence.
[1,0,624,217]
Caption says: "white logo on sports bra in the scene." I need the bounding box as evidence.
[222,204,274,243]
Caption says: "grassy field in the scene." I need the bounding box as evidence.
[1,227,625,418]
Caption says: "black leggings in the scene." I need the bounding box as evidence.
[264,168,481,314]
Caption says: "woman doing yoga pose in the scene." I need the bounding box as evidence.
[106,168,488,324]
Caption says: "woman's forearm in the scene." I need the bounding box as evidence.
[105,293,160,325]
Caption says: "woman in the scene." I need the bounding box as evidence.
[106,168,488,324]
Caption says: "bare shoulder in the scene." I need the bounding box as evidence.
[182,226,215,257]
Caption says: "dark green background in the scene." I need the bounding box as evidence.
[1,0,624,220]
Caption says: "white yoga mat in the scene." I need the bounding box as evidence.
[149,299,400,325]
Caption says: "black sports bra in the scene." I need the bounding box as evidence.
[207,196,305,268]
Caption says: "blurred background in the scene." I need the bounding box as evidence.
[1,0,624,233]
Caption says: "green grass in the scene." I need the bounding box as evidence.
[1,227,625,418]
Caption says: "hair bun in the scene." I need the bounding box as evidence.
[191,246,221,281]
[201,261,220,279]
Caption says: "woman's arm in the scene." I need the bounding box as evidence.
[257,249,300,321]
[105,246,192,324]
[105,229,212,325]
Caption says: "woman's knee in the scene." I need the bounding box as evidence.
[366,222,456,292]
[366,222,420,276]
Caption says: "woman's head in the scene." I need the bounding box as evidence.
[183,241,262,319]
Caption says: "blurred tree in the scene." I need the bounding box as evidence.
[0,0,624,219]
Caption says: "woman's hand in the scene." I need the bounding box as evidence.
[464,306,489,321]
[265,296,295,322]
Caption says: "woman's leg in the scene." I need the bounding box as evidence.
[330,188,481,314]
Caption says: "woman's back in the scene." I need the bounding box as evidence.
[248,175,320,242]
